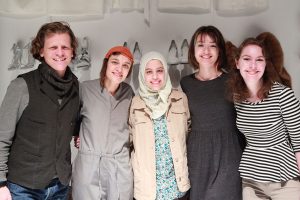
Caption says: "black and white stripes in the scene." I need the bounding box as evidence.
[235,82,300,182]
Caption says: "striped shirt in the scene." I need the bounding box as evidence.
[235,82,300,182]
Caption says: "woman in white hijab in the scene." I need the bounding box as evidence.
[129,51,191,200]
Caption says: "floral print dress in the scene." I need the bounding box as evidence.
[154,115,185,199]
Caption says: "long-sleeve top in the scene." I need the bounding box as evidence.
[235,82,300,182]
[0,78,28,181]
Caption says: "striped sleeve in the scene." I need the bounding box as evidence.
[279,87,300,152]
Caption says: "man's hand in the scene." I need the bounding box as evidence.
[0,186,12,200]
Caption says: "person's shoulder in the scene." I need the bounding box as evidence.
[20,68,38,76]
[130,95,145,109]
[4,77,28,102]
[120,82,134,96]
[9,77,28,91]
[180,73,196,88]
[272,82,290,92]
[15,69,38,84]
[81,79,99,86]
[271,82,300,106]
[170,89,185,98]
[79,79,100,93]
[11,76,26,85]
[121,82,133,90]
[132,95,143,103]
[270,82,297,100]
[181,73,195,82]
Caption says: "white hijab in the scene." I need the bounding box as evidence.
[138,51,172,119]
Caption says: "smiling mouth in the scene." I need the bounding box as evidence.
[246,70,260,75]
[53,58,66,61]
[113,72,123,78]
[201,55,212,59]
[151,81,161,85]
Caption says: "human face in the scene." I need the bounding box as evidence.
[106,54,132,85]
[144,59,165,91]
[40,33,73,77]
[236,44,266,84]
[194,34,219,68]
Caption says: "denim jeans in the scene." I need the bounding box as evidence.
[7,178,69,200]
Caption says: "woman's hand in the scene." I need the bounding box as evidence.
[74,136,80,148]
[295,152,300,173]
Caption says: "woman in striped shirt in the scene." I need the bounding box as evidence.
[227,37,300,199]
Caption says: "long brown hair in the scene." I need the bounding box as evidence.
[256,32,292,88]
[227,38,280,102]
[188,25,228,71]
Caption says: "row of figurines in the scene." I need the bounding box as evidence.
[8,37,91,71]
[123,39,190,65]
[8,38,189,72]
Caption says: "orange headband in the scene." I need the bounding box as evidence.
[105,46,134,63]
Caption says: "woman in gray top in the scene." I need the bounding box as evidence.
[72,46,134,200]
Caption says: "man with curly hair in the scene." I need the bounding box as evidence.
[0,21,80,200]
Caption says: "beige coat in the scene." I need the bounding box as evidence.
[129,90,191,200]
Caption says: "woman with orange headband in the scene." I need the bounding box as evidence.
[72,46,134,200]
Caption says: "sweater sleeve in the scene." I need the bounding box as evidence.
[0,78,28,181]
[73,83,83,137]
[279,87,300,152]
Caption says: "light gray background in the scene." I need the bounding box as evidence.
[0,0,299,162]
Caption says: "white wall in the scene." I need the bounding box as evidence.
[1,0,300,103]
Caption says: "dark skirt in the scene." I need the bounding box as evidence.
[187,129,243,200]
